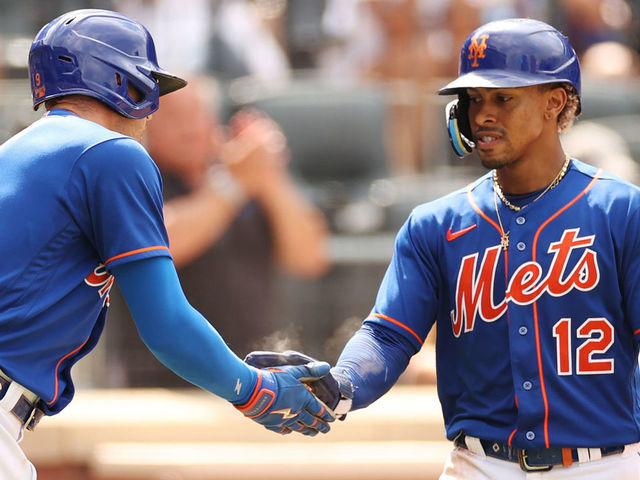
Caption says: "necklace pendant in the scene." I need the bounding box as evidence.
[500,233,509,251]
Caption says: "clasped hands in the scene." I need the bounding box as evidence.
[233,350,353,436]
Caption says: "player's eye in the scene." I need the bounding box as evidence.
[497,95,512,103]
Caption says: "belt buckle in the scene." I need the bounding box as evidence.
[25,406,44,431]
[10,395,44,431]
[518,450,554,472]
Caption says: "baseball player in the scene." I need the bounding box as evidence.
[0,9,334,479]
[248,18,640,478]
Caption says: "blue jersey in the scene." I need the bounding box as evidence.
[0,109,170,414]
[366,159,640,449]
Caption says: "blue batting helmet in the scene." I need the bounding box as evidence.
[29,9,187,119]
[439,18,581,99]
[439,18,581,157]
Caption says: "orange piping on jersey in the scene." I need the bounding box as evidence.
[104,246,170,266]
[508,428,517,446]
[634,328,640,336]
[46,335,91,405]
[466,184,503,235]
[367,313,424,345]
[530,301,550,446]
[531,168,602,447]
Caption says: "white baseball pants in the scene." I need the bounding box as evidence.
[0,408,36,480]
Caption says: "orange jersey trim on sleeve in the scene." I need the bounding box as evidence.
[367,313,424,345]
[104,246,170,266]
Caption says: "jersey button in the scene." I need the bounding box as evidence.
[518,326,528,335]
[523,381,532,390]
[526,431,536,441]
[516,216,526,225]
[517,242,526,251]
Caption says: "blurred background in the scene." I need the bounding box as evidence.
[1,0,639,479]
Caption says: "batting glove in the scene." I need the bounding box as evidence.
[233,362,336,436]
[245,350,354,420]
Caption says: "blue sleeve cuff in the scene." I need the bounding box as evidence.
[111,256,257,402]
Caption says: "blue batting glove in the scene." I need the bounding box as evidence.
[245,350,354,420]
[233,362,336,436]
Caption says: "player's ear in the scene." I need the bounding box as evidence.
[543,86,567,121]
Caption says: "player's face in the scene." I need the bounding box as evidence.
[466,86,548,169]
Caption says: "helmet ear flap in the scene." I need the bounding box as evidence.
[445,94,474,157]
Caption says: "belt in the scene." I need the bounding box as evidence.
[454,433,625,472]
[0,374,44,431]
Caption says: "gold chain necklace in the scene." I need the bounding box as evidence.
[494,191,510,251]
[493,155,571,251]
[493,155,571,212]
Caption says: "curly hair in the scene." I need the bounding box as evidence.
[540,83,580,131]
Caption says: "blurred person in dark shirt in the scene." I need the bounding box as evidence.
[106,77,330,387]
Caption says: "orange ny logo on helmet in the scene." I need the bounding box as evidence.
[468,33,490,67]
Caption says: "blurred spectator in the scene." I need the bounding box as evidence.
[556,0,635,55]
[561,121,640,184]
[106,77,330,387]
[206,0,291,82]
[581,40,640,78]
[315,0,486,173]
[316,0,534,81]
[561,39,640,184]
[359,0,441,173]
[117,0,292,82]
[115,0,212,72]
[154,77,330,277]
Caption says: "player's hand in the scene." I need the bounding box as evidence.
[245,350,354,420]
[233,362,336,436]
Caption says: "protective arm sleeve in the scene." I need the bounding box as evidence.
[110,256,256,404]
[333,322,415,410]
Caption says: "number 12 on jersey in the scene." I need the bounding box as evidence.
[552,318,615,375]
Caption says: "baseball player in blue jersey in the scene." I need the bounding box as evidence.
[247,18,640,478]
[0,9,334,479]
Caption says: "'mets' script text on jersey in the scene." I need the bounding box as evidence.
[452,228,599,336]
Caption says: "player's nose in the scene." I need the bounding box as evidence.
[471,102,499,126]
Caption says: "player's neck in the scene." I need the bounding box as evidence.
[47,96,110,125]
[495,145,567,195]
